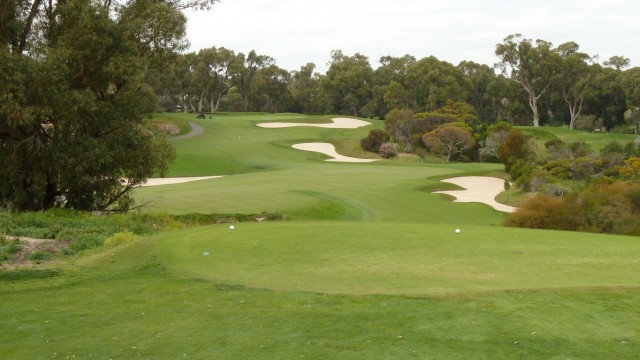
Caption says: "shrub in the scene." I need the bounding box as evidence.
[505,194,583,231]
[378,142,398,159]
[497,128,532,172]
[574,115,597,132]
[568,140,594,158]
[509,159,534,190]
[601,141,624,155]
[360,129,389,152]
[104,230,139,247]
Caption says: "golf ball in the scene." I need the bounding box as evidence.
[229,225,235,230]
[455,228,461,234]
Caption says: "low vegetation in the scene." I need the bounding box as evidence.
[0,210,284,267]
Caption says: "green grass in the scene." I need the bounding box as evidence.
[2,229,640,359]
[520,126,637,151]
[2,113,640,359]
[156,222,640,296]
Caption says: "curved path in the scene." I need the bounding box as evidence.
[434,176,517,213]
[257,117,371,129]
[170,122,204,140]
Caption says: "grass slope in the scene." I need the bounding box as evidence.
[520,126,637,151]
[2,234,639,359]
[3,113,640,359]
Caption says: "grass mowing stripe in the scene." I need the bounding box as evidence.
[2,236,639,359]
[155,222,640,296]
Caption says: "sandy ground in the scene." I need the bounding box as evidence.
[292,143,377,163]
[434,176,517,213]
[257,117,371,129]
[141,176,223,187]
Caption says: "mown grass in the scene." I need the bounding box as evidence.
[156,222,640,296]
[2,232,639,359]
[2,114,640,359]
[520,126,637,151]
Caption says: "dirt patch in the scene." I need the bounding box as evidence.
[1,235,68,270]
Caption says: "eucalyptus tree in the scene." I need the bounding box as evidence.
[495,34,560,126]
[196,47,242,113]
[233,50,275,111]
[604,56,631,71]
[584,65,627,131]
[321,50,374,116]
[0,0,217,211]
[373,54,416,117]
[623,67,640,134]
[404,56,468,112]
[555,42,595,129]
[250,64,292,113]
[457,60,499,122]
[289,63,321,114]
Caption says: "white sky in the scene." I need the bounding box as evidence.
[185,0,639,73]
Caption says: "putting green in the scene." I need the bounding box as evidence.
[156,221,640,296]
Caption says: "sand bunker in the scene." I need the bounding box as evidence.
[434,176,516,213]
[258,117,371,129]
[292,143,377,163]
[141,176,222,187]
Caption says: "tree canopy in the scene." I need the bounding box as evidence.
[0,0,217,211]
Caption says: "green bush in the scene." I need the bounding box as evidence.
[104,231,139,247]
[360,129,389,152]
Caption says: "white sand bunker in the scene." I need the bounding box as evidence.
[434,176,516,213]
[141,176,223,187]
[258,117,371,129]
[293,143,377,163]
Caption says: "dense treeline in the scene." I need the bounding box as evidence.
[154,35,640,133]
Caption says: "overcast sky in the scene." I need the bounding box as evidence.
[185,0,639,73]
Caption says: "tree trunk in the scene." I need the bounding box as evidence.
[531,102,540,127]
[182,94,189,113]
[198,92,205,113]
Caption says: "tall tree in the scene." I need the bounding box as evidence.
[495,34,560,126]
[584,65,627,131]
[0,0,216,211]
[555,41,594,129]
[457,60,498,122]
[235,50,275,111]
[404,56,468,112]
[196,47,241,113]
[321,50,373,116]
[289,63,320,114]
[623,67,640,134]
[250,64,291,113]
[604,56,630,71]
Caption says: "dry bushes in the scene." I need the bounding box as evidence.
[506,182,640,235]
